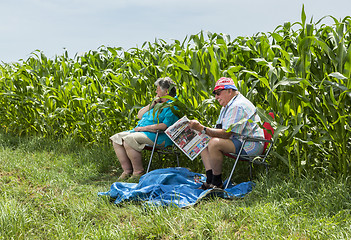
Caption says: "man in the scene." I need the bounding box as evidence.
[188,77,264,189]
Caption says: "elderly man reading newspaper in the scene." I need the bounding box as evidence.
[188,77,264,190]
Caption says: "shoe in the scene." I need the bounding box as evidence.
[127,172,144,183]
[198,182,211,190]
[117,172,132,181]
[209,183,224,190]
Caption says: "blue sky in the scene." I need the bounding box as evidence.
[1,0,351,63]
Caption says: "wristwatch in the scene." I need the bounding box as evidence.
[201,127,207,134]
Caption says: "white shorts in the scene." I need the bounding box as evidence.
[110,131,158,152]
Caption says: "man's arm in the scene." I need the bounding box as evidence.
[188,120,232,139]
[204,127,232,139]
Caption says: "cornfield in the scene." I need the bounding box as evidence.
[0,8,350,177]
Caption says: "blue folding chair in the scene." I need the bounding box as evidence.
[145,130,180,173]
[223,112,275,189]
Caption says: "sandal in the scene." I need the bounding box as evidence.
[209,183,224,190]
[198,182,211,190]
[127,172,145,183]
[118,172,132,180]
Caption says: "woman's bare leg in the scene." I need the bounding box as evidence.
[112,141,133,174]
[123,141,144,175]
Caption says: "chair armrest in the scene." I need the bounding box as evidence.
[242,135,273,143]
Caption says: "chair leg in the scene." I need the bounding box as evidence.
[224,143,246,189]
[146,131,160,173]
[146,153,153,173]
[224,156,240,189]
[146,143,157,173]
[249,164,253,180]
[176,151,180,167]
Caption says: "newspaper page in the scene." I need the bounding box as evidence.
[165,116,211,160]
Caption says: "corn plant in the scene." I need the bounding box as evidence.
[0,7,350,177]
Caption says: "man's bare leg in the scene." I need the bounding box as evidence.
[207,137,236,175]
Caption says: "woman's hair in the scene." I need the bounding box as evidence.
[155,77,177,97]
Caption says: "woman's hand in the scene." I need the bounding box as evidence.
[151,97,162,107]
[137,98,159,120]
[134,126,147,132]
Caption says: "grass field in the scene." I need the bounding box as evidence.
[1,8,350,239]
[1,133,350,239]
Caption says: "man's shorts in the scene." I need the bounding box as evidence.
[231,138,247,155]
[231,137,264,155]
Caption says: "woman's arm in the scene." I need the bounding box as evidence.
[137,105,151,120]
[137,98,159,119]
[134,123,167,133]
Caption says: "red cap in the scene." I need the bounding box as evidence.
[213,77,238,93]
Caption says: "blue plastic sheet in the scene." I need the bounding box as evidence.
[98,167,254,208]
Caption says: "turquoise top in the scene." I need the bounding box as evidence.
[131,101,179,147]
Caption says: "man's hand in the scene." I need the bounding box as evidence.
[189,120,232,139]
[188,120,204,132]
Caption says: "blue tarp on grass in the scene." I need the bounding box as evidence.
[98,167,254,208]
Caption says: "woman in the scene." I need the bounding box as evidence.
[110,77,179,180]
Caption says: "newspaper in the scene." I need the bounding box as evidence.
[165,116,211,160]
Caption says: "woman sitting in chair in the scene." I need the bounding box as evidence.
[110,77,179,181]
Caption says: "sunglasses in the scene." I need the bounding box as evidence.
[213,89,225,96]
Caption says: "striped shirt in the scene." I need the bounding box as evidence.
[216,93,264,155]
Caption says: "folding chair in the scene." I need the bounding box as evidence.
[145,130,180,173]
[223,112,275,189]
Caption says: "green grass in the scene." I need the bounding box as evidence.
[0,133,350,239]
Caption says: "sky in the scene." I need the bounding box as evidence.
[1,0,351,63]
